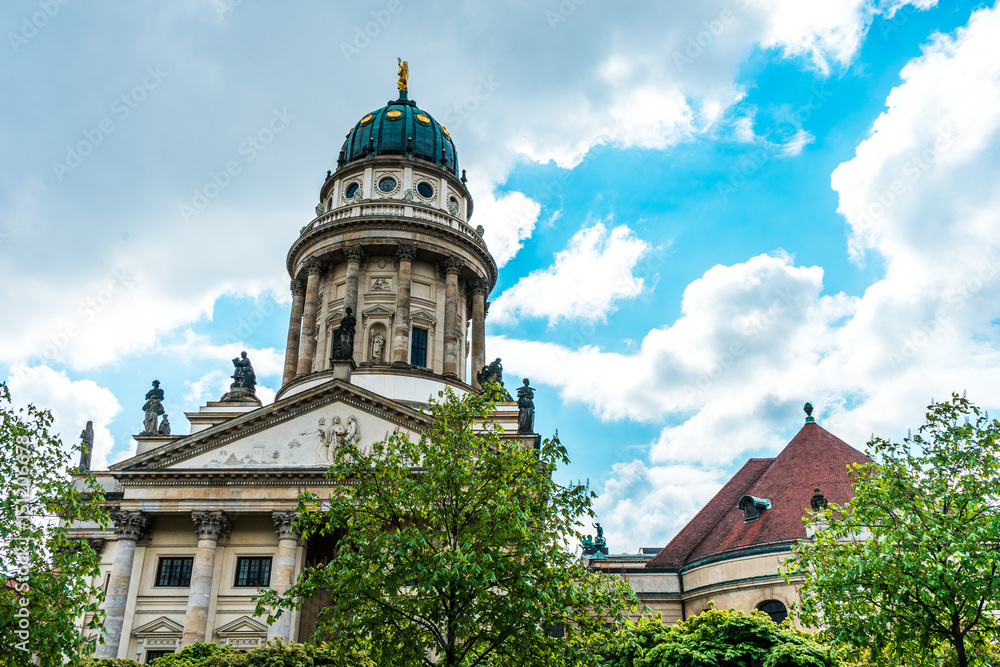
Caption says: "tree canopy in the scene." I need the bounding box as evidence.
[0,382,110,666]
[788,394,1000,667]
[256,385,636,667]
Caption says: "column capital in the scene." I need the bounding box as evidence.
[87,538,107,554]
[395,244,417,265]
[344,244,367,264]
[110,510,149,542]
[441,255,464,276]
[290,279,305,296]
[191,510,231,541]
[467,277,489,296]
[272,511,298,540]
[304,259,323,276]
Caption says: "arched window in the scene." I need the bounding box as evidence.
[757,600,787,625]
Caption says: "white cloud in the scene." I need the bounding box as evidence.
[490,222,652,325]
[592,460,728,555]
[469,185,541,269]
[6,364,124,470]
[779,129,815,156]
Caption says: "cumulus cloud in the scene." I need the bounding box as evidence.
[490,222,651,325]
[6,364,124,470]
[499,5,1000,551]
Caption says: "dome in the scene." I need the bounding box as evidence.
[338,92,458,175]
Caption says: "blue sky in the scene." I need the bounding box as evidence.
[3,0,1000,551]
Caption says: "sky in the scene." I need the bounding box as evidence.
[2,0,1000,553]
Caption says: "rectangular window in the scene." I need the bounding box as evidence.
[234,556,272,587]
[146,650,173,663]
[411,328,428,367]
[154,557,193,587]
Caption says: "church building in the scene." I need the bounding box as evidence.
[70,65,538,663]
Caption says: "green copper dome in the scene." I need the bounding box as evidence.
[338,92,458,176]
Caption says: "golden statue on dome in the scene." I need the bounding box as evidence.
[397,58,408,94]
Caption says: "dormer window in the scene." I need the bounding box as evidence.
[738,495,771,522]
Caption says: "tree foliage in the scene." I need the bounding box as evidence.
[789,394,1000,667]
[83,640,374,667]
[256,385,637,667]
[0,382,110,667]
[592,608,842,667]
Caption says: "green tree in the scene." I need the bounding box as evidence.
[594,608,842,667]
[0,382,110,666]
[789,394,1000,667]
[256,385,636,667]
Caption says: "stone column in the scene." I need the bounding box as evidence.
[442,256,464,377]
[267,511,299,641]
[295,260,323,377]
[95,511,148,659]
[282,280,306,386]
[469,279,488,389]
[343,245,366,315]
[391,245,416,365]
[181,511,231,647]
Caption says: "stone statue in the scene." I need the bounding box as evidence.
[332,307,357,360]
[403,188,414,203]
[78,420,94,471]
[221,351,258,402]
[315,202,325,217]
[371,331,385,362]
[397,57,408,93]
[345,415,360,446]
[594,523,606,548]
[448,199,460,216]
[477,358,511,399]
[157,414,171,436]
[516,378,535,434]
[141,380,165,435]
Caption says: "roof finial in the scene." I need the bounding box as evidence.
[397,58,409,98]
[803,402,815,424]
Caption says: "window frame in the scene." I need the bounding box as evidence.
[154,556,193,588]
[233,556,272,588]
[410,327,428,367]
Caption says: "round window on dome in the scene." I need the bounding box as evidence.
[378,177,398,193]
[416,182,434,199]
[416,114,431,125]
[386,109,402,119]
[440,126,451,138]
[345,183,360,199]
[360,114,374,125]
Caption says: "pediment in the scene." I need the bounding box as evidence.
[133,616,183,637]
[215,615,267,637]
[411,308,436,326]
[112,379,430,472]
[361,303,395,318]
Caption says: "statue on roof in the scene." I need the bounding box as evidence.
[141,380,165,435]
[158,414,171,436]
[397,58,408,94]
[221,351,259,402]
[477,358,511,399]
[78,420,94,471]
[516,378,535,434]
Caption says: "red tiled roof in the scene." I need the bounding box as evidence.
[647,422,871,569]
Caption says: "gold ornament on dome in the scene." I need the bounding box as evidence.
[397,58,408,93]
[386,109,402,119]
[360,114,374,125]
[416,114,430,125]
[346,127,353,137]
[440,126,450,138]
